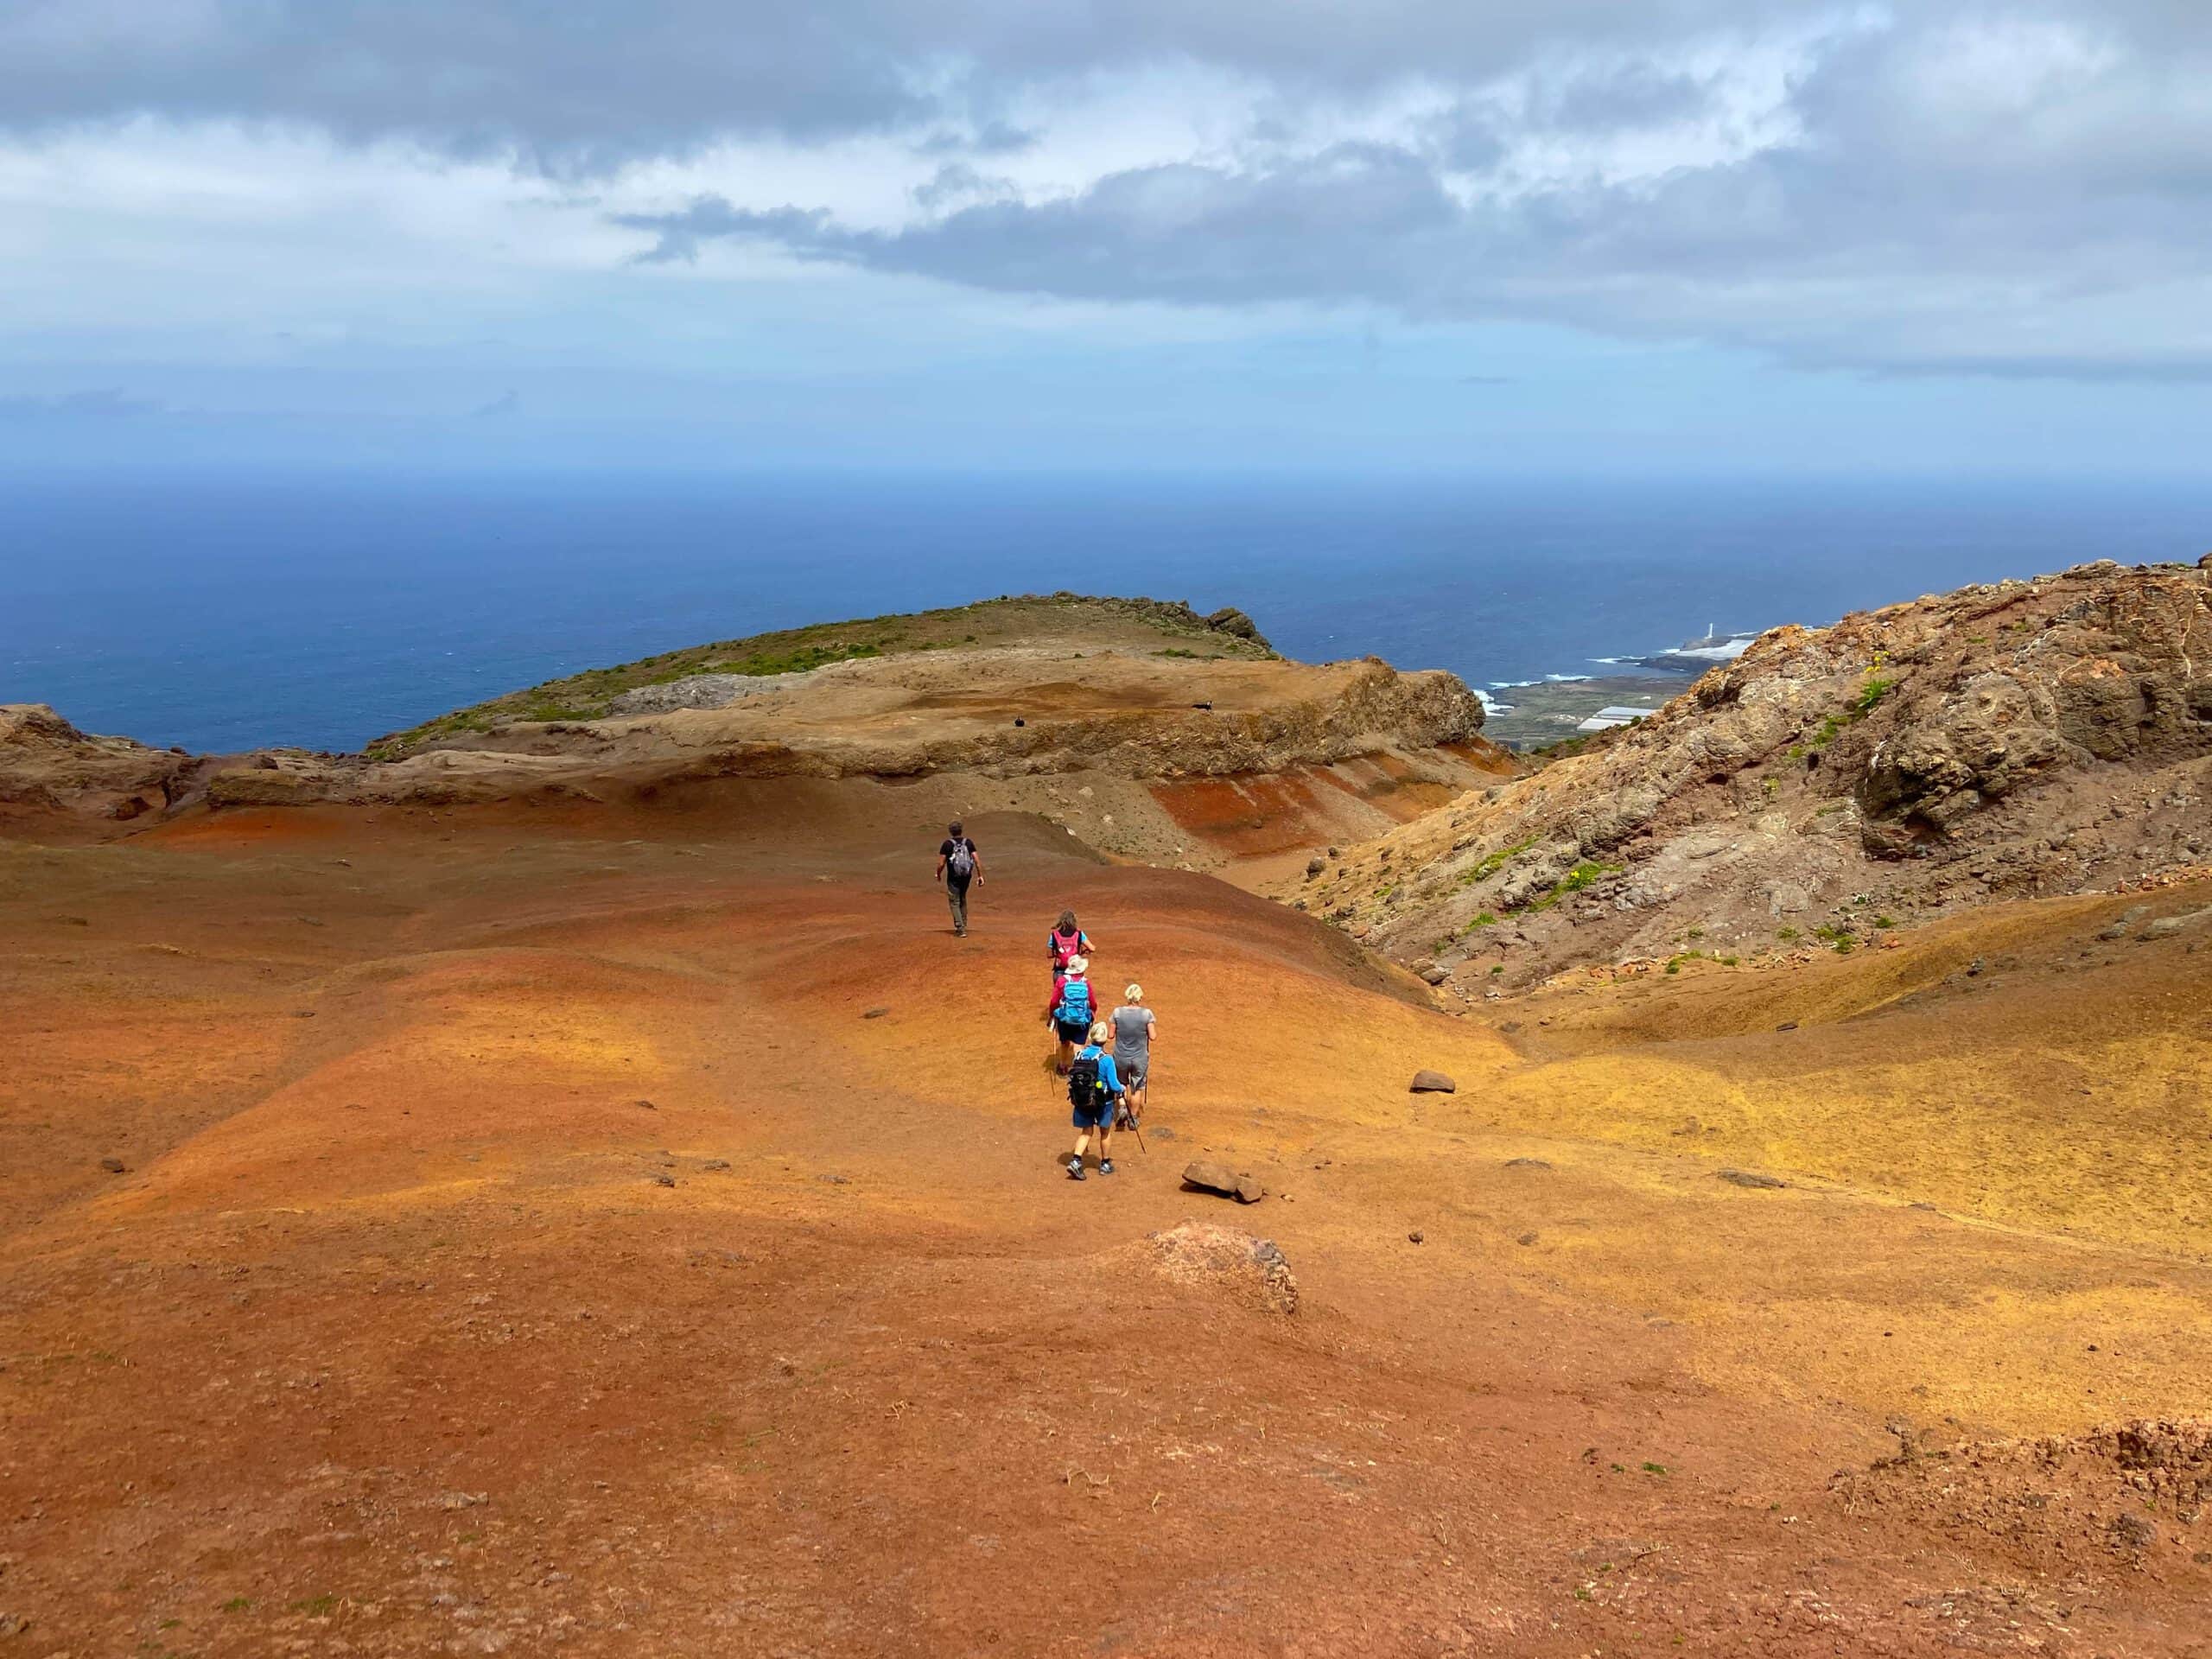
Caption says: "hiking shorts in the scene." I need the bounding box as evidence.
[1054,1017,1090,1046]
[1071,1093,1115,1130]
[1116,1059,1147,1090]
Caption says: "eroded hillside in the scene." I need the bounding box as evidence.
[1300,557,2212,993]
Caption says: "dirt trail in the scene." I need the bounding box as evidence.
[3,786,2209,1656]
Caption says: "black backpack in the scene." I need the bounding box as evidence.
[1067,1053,1102,1109]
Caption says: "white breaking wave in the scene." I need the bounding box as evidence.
[1667,637,1754,663]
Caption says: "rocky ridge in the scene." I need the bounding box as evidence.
[0,595,1485,830]
[1300,557,2212,992]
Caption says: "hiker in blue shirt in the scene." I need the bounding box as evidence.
[1044,954,1097,1076]
[1063,1020,1125,1181]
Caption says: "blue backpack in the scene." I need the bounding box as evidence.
[1056,978,1093,1026]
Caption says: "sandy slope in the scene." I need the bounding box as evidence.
[3,782,2209,1656]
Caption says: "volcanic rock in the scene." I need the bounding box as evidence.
[1312,562,2212,988]
[1182,1162,1265,1204]
[1408,1070,1457,1094]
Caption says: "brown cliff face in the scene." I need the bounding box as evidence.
[0,704,195,828]
[1302,558,2212,991]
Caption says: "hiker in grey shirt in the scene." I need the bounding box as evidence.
[1109,984,1156,1128]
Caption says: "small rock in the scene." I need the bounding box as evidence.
[435,1491,488,1510]
[2143,917,2184,939]
[1717,1169,1786,1189]
[652,1174,676,1187]
[1408,1070,1457,1094]
[2098,923,2130,941]
[634,1098,657,1110]
[2109,1512,2158,1552]
[1152,1125,1177,1141]
[818,1173,849,1185]
[1182,1162,1264,1204]
[862,1007,890,1019]
[99,1157,126,1174]
[1504,1157,1552,1170]
[1516,1231,1538,1247]
[1326,846,1340,859]
[1408,1230,1424,1244]
[1305,856,1326,878]
[701,1160,731,1172]
[1420,966,1450,986]
[1014,717,1026,728]
[1776,1021,1799,1032]
[1967,957,1986,976]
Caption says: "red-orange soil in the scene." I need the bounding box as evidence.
[3,784,2209,1656]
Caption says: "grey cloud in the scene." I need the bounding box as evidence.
[607,8,2212,380]
[13,0,2212,380]
[912,162,1020,213]
[0,0,1977,163]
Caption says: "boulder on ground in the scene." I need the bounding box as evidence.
[1717,1168,1786,1189]
[1147,1221,1297,1313]
[1409,1070,1457,1094]
[1182,1161,1265,1204]
[1204,607,1271,649]
[1420,966,1450,986]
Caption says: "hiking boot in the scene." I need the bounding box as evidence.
[1065,1156,1085,1181]
[1098,1159,1115,1176]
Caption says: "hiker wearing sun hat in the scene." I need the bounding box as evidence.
[1045,953,1096,1076]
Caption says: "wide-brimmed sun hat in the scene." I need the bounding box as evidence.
[1066,955,1089,975]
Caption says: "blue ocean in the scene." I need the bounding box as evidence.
[4,467,2207,754]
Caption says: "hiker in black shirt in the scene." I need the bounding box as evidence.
[935,820,983,937]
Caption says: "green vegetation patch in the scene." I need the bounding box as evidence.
[1789,665,1903,760]
[1524,860,1624,913]
[1459,838,1536,887]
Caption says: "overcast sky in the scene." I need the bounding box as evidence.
[3,0,2209,472]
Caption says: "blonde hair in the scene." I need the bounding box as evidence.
[1124,983,1143,1002]
[1088,1020,1112,1046]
